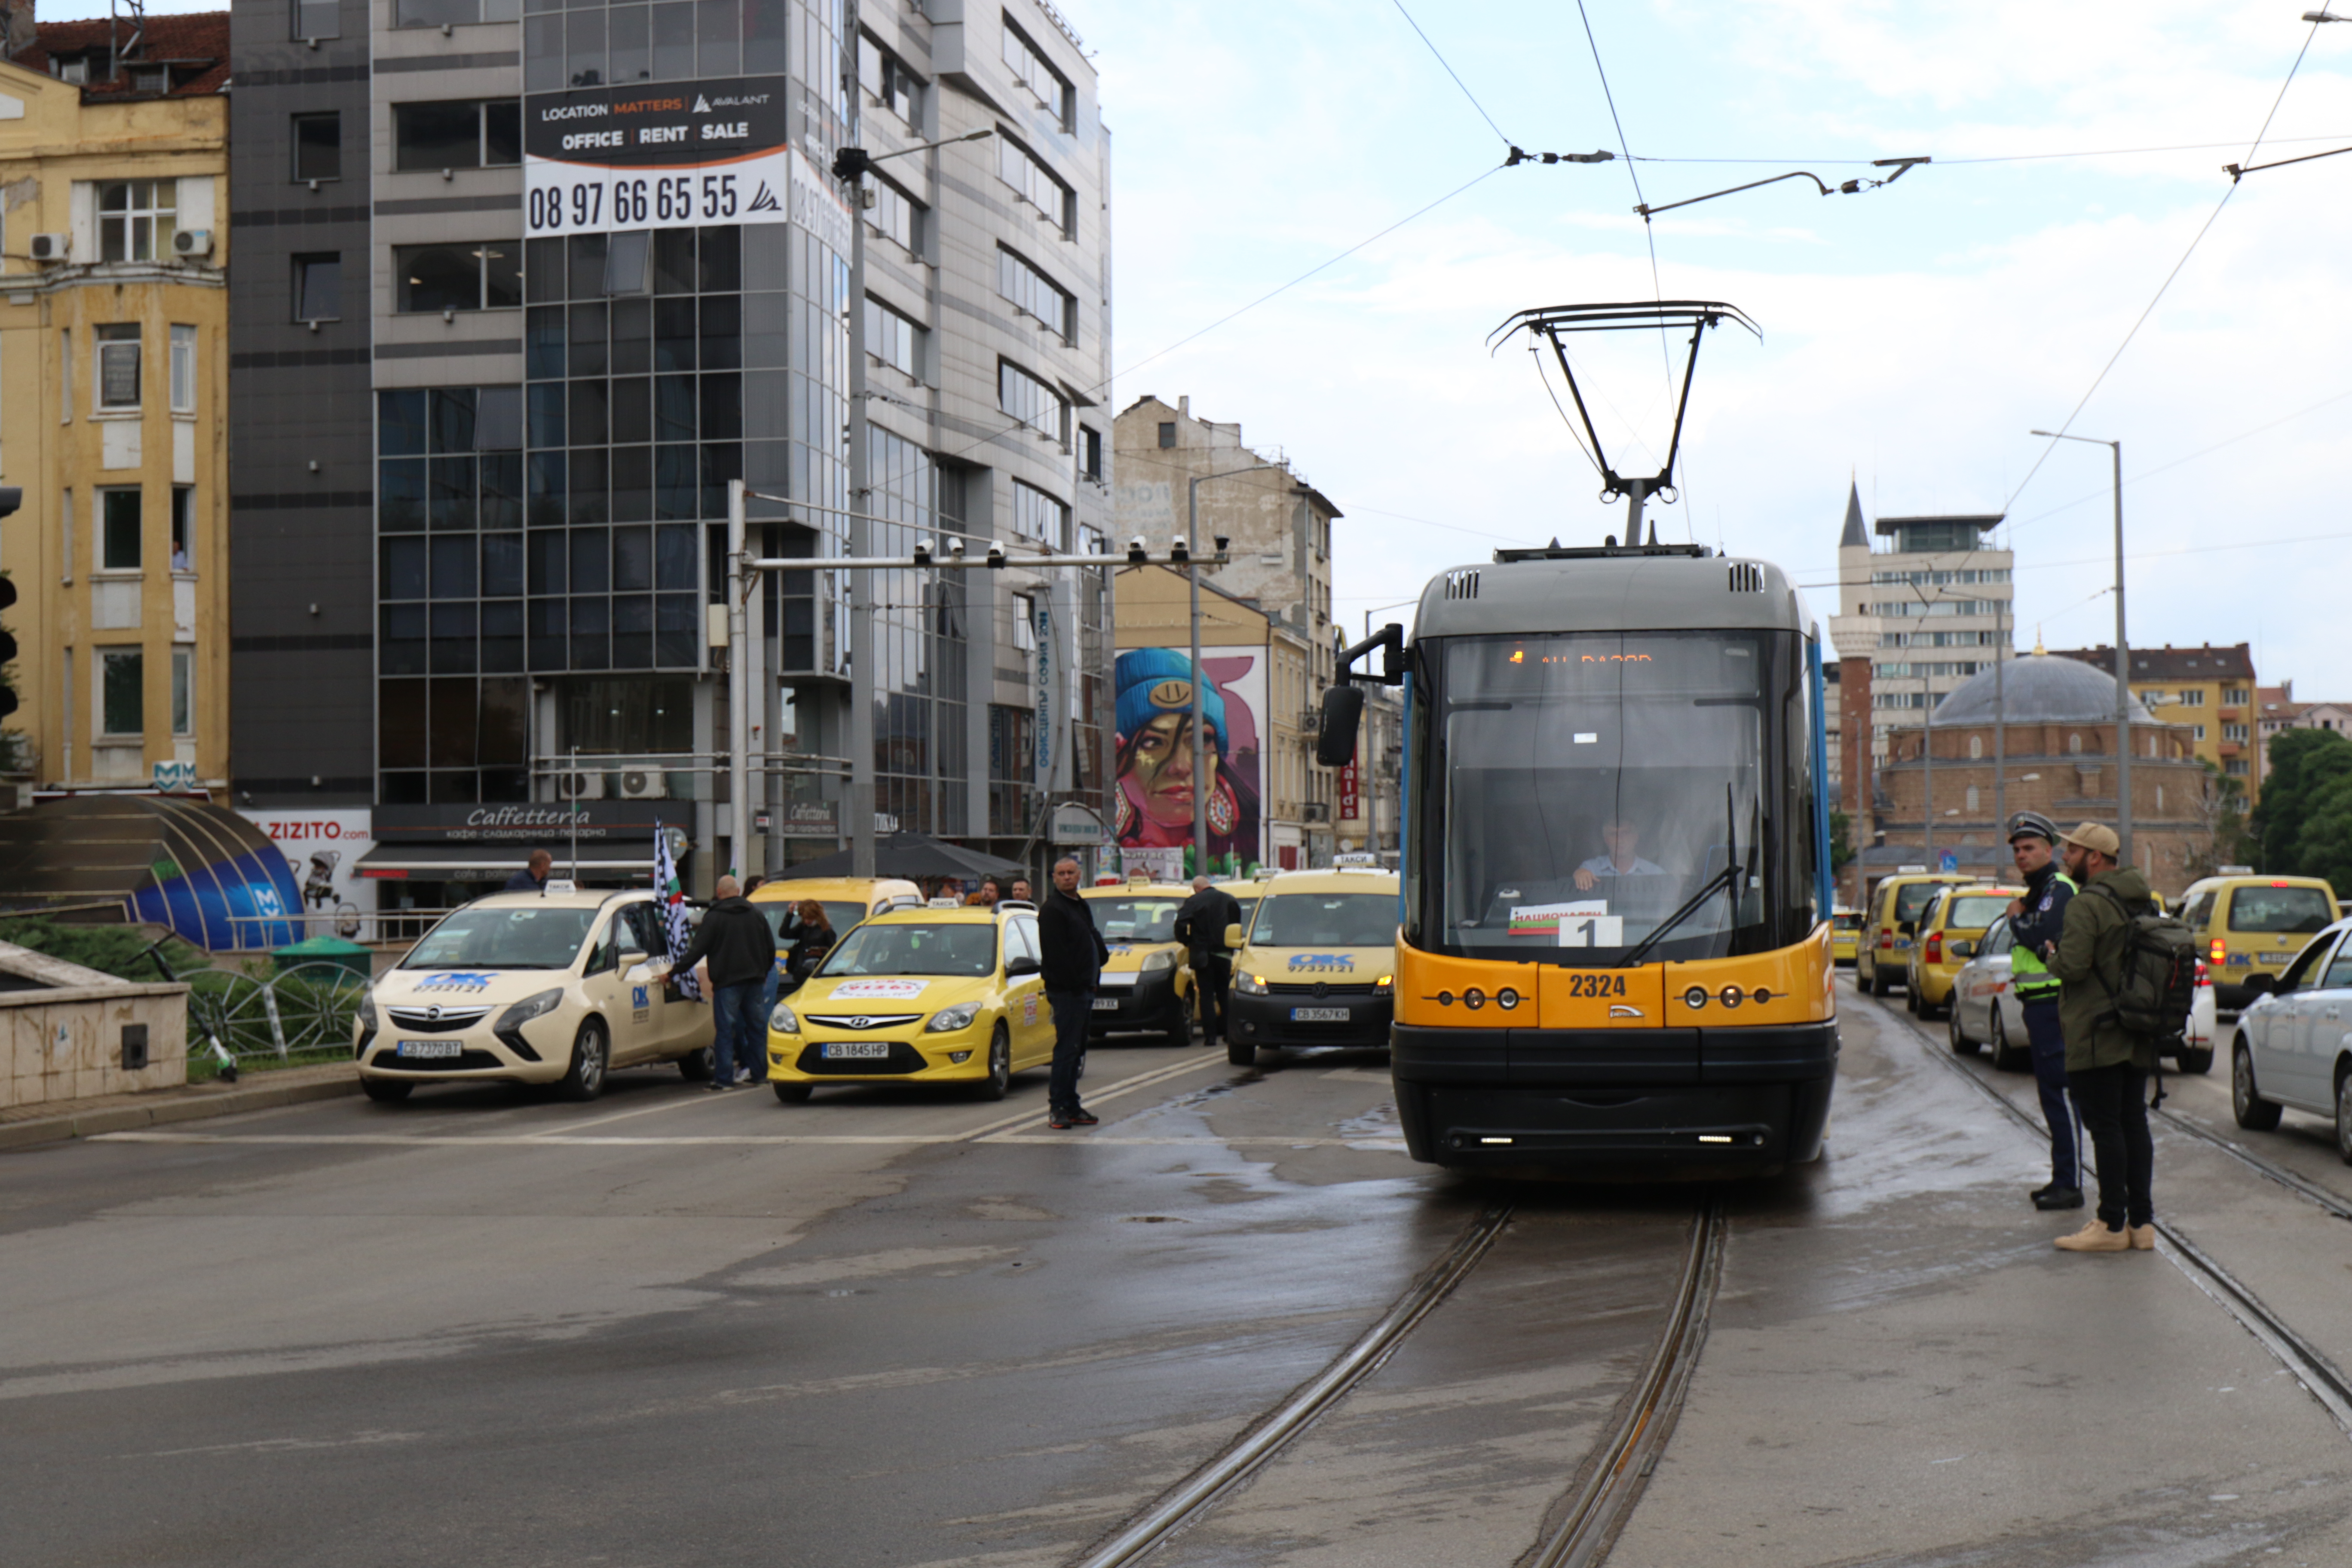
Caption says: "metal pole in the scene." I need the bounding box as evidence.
[1625,478,1646,542]
[569,745,579,882]
[846,167,875,879]
[2111,438,2133,870]
[1922,663,1934,867]
[727,478,750,878]
[1993,584,2006,855]
[1187,476,1205,876]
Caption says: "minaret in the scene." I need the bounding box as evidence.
[1826,480,1877,901]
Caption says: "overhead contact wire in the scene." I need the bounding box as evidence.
[1389,0,1516,148]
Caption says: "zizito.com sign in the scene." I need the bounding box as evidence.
[524,77,797,236]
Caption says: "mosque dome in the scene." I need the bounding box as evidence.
[1928,654,2154,728]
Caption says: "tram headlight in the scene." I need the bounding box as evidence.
[1233,971,1269,996]
[1683,986,1709,1010]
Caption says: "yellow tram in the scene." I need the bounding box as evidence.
[1320,542,1837,1176]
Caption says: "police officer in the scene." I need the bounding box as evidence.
[2004,811,2082,1210]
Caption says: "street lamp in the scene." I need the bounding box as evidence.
[1183,465,1285,873]
[2029,429,2132,867]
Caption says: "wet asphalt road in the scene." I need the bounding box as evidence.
[9,987,2352,1567]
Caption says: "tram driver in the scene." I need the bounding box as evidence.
[1570,817,1668,891]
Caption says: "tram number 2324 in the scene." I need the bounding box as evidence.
[1562,972,1631,998]
[527,174,738,233]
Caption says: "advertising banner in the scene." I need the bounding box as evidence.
[238,808,376,938]
[524,76,800,237]
[1112,647,1265,873]
[373,803,662,842]
[1338,755,1361,821]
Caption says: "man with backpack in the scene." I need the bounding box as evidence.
[2004,812,2082,1211]
[2046,821,2191,1253]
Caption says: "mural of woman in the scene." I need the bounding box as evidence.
[1113,648,1261,865]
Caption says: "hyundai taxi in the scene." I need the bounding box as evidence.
[1082,880,1196,1047]
[765,903,1055,1102]
[355,890,715,1102]
[1223,868,1399,1066]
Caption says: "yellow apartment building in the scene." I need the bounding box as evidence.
[0,15,229,792]
[2054,642,2260,803]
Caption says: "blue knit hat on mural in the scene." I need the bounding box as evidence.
[1114,648,1226,753]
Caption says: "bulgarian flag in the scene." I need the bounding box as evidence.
[653,821,700,1000]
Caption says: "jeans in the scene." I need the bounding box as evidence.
[2021,999,2081,1190]
[1047,989,1092,1112]
[1192,954,1231,1041]
[711,980,768,1085]
[2073,1061,2154,1229]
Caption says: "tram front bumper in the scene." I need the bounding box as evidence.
[1390,1021,1838,1173]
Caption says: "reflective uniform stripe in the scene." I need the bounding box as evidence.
[2010,871,2076,1000]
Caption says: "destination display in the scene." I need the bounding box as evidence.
[523,76,805,236]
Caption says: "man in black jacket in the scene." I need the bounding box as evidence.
[1174,874,1242,1048]
[1038,856,1110,1128]
[672,876,777,1090]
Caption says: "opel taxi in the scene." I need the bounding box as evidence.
[1903,882,2023,1020]
[1856,871,1969,997]
[1222,867,1400,1066]
[1081,879,1197,1047]
[355,890,716,1103]
[765,902,1054,1102]
[2177,873,2342,1013]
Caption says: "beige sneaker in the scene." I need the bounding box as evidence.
[2128,1224,2156,1251]
[2055,1219,2130,1253]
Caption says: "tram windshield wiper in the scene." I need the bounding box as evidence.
[1618,784,1742,969]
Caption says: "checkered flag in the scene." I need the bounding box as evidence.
[653,821,701,1001]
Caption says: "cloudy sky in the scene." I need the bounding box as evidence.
[86,2,2352,693]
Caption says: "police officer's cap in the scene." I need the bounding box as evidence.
[2006,810,2060,846]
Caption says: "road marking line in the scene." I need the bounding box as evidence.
[89,1130,1409,1150]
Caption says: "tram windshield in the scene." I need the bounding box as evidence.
[1412,629,1816,965]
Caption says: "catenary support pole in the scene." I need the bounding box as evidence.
[1187,479,1205,875]
[846,167,875,879]
[2112,439,2133,869]
[727,478,750,877]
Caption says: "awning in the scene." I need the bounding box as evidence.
[354,843,654,879]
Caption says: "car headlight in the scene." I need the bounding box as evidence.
[1375,974,1393,990]
[357,992,379,1029]
[925,1001,983,1033]
[1139,949,1176,973]
[493,988,564,1032]
[1233,971,1269,995]
[769,1001,800,1034]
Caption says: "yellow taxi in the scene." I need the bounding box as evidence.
[1830,908,1862,966]
[1856,871,1970,997]
[1903,882,2024,1020]
[2176,873,2342,1012]
[1081,879,1198,1047]
[1223,867,1400,1066]
[750,875,923,987]
[764,902,1053,1102]
[355,889,715,1102]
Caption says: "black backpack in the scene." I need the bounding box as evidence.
[2087,883,2200,1042]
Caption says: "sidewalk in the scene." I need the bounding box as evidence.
[0,1063,361,1151]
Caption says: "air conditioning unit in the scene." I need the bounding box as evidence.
[172,229,214,260]
[554,771,606,801]
[28,233,68,264]
[617,769,669,800]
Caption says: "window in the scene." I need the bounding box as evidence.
[1968,735,1982,759]
[2223,722,2249,741]
[2224,687,2249,705]
[859,34,921,123]
[1157,421,1176,449]
[95,325,139,410]
[394,100,523,172]
[1966,785,1980,811]
[292,112,342,182]
[101,649,144,737]
[395,242,522,313]
[100,488,141,570]
[169,325,196,413]
[2180,689,2205,707]
[998,245,1073,340]
[294,253,343,322]
[1011,592,1036,651]
[864,297,921,377]
[998,133,1072,234]
[2192,724,2207,741]
[395,0,520,27]
[1081,426,1102,481]
[1001,17,1072,127]
[1010,479,1067,546]
[998,359,1066,444]
[868,176,919,256]
[171,648,193,737]
[2226,759,2250,777]
[294,0,342,39]
[98,180,175,262]
[2068,733,2082,754]
[171,487,193,571]
[59,490,73,584]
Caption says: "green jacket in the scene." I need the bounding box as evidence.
[2048,864,2159,1072]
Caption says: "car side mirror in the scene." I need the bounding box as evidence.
[2244,972,2276,998]
[1949,940,1974,960]
[1316,684,1366,769]
[1897,920,1916,936]
[1005,954,1041,977]
[619,949,648,966]
[1223,922,1246,949]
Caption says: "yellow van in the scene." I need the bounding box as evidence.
[1831,908,1862,966]
[1223,867,1399,1066]
[2176,873,2341,1012]
[1904,882,2023,1019]
[1856,872,1969,997]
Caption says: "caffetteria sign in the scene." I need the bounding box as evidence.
[524,76,802,236]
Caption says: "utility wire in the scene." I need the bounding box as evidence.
[1389,0,1514,148]
[1629,133,2352,166]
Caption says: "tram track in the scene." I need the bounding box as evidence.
[1865,984,2352,1443]
[1069,1196,1728,1568]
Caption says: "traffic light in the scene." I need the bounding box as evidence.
[0,485,21,719]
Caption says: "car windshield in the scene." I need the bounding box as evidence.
[2229,885,2334,934]
[759,901,863,941]
[1252,892,1397,947]
[1890,882,1954,925]
[817,921,997,978]
[1945,894,2012,929]
[1087,897,1182,943]
[401,905,597,970]
[1834,913,1861,931]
